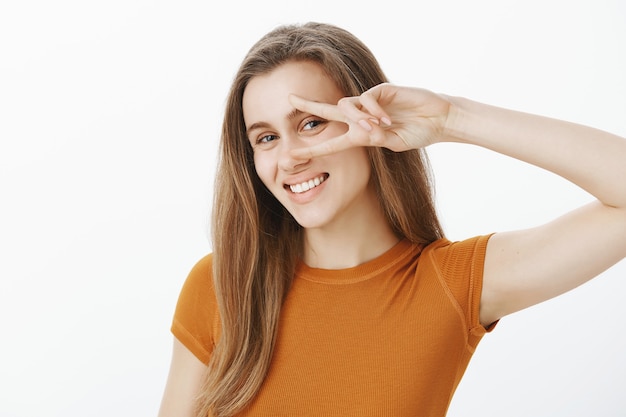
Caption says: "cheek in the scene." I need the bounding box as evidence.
[347,149,373,187]
[345,148,371,170]
[253,153,274,187]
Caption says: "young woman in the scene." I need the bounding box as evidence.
[158,22,626,417]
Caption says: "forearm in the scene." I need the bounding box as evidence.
[443,96,626,208]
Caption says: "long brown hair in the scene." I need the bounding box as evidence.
[200,22,444,417]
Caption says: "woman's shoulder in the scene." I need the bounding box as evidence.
[421,234,493,259]
[178,252,216,306]
[419,234,493,294]
[189,252,214,274]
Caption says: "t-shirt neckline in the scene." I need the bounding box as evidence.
[295,239,422,285]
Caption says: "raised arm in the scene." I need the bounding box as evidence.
[443,96,626,326]
[288,84,626,327]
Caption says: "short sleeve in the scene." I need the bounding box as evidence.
[171,253,219,365]
[424,234,496,341]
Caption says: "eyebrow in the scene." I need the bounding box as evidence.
[245,108,304,137]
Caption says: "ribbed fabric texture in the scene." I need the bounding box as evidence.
[172,234,494,417]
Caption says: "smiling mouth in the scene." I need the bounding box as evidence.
[286,174,328,194]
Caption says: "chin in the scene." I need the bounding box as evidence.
[293,219,324,230]
[290,213,331,230]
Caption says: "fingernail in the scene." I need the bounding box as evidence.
[381,117,392,126]
[358,119,372,131]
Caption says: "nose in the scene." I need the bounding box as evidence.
[277,135,311,172]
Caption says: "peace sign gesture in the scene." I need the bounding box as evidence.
[288,83,453,159]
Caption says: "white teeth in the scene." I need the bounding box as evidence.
[289,175,326,194]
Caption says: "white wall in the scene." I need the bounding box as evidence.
[1,0,624,415]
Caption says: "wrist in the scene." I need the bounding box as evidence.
[440,95,474,144]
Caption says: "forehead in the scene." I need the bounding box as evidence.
[242,60,343,127]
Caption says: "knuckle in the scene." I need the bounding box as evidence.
[370,136,384,146]
[337,97,351,109]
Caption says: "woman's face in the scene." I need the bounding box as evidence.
[242,60,376,231]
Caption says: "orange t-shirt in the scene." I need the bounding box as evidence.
[172,235,494,416]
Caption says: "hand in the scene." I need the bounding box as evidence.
[288,83,451,158]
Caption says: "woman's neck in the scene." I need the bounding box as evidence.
[302,205,400,270]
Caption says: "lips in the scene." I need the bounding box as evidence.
[286,174,328,194]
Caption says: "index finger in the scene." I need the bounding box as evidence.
[288,94,346,122]
[290,133,355,159]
